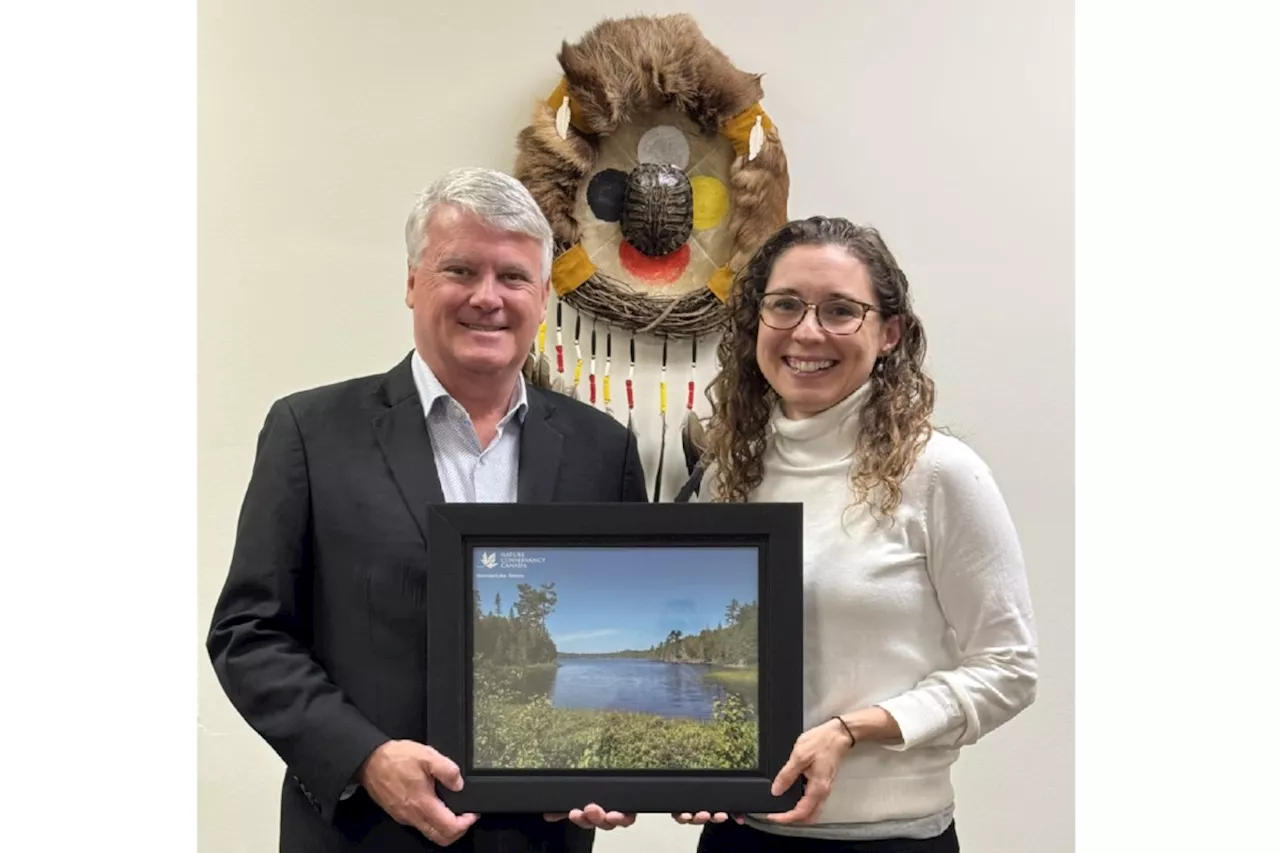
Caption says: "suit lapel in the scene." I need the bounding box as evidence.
[371,354,445,542]
[517,389,563,503]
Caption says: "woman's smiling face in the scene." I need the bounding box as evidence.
[755,244,901,419]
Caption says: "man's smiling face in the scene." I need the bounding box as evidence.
[406,203,549,382]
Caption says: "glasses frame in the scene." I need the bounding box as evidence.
[756,292,881,336]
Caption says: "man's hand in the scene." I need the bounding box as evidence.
[544,804,636,830]
[358,740,478,847]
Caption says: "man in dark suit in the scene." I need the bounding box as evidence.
[207,167,647,852]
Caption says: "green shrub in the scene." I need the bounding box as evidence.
[473,663,758,771]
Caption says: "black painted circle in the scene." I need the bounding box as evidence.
[586,169,629,222]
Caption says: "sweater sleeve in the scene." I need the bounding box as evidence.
[875,438,1039,751]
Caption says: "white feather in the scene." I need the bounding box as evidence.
[555,96,571,140]
[748,115,764,161]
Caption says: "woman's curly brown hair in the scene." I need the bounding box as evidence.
[702,216,936,517]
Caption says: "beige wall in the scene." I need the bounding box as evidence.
[198,1,1073,851]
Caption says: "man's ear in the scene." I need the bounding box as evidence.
[405,262,416,309]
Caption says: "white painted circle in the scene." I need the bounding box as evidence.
[637,125,690,170]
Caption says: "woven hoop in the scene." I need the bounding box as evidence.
[513,13,790,340]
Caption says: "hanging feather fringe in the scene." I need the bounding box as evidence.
[552,301,567,395]
[523,348,538,383]
[568,314,583,400]
[683,414,706,470]
[555,95,571,140]
[625,336,636,434]
[748,114,765,161]
[653,336,669,502]
[588,320,598,407]
[534,316,552,387]
[680,335,705,475]
[603,327,614,418]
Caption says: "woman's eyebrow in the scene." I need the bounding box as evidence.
[765,285,860,301]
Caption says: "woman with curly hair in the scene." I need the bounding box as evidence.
[674,217,1038,853]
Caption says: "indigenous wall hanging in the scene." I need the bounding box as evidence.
[517,14,788,491]
[514,13,790,340]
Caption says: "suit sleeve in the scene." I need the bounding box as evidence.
[206,398,388,821]
[619,426,650,502]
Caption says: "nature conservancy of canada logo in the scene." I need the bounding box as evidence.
[475,550,548,577]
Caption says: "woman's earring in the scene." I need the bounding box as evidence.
[874,357,886,376]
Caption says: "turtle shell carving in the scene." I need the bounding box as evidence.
[620,163,694,257]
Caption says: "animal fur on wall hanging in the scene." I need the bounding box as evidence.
[514,13,790,341]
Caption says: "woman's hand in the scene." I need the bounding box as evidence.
[765,708,901,825]
[672,709,900,828]
[671,811,745,825]
[544,805,635,830]
[763,717,857,825]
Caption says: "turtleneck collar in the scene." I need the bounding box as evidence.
[767,381,874,469]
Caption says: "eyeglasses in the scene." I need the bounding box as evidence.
[757,293,879,335]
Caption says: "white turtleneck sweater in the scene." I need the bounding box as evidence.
[698,384,1038,840]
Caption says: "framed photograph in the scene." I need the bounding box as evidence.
[424,501,804,815]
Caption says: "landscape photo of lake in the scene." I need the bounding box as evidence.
[470,544,760,772]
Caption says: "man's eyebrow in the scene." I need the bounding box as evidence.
[437,255,474,268]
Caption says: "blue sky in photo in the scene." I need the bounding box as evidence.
[472,546,758,654]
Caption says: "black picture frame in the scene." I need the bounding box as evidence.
[424,501,804,815]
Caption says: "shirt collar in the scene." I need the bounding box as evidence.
[766,380,873,468]
[410,349,528,426]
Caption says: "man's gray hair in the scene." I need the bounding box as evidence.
[404,166,555,281]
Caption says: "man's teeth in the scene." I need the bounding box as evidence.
[464,323,504,331]
[785,358,834,373]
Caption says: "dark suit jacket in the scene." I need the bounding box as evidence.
[207,353,649,853]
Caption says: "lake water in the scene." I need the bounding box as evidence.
[548,656,755,721]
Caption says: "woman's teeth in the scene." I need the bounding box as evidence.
[784,357,835,373]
